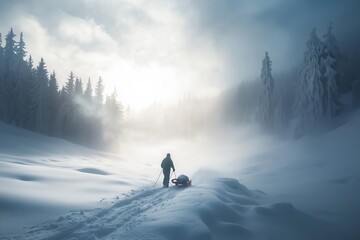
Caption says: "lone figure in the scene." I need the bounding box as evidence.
[161,153,175,187]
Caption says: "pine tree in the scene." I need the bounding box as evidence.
[0,33,6,121]
[95,76,105,109]
[323,54,338,119]
[16,32,26,60]
[295,29,325,135]
[93,76,105,145]
[3,28,17,122]
[13,32,28,127]
[105,88,123,121]
[323,24,339,118]
[58,72,77,140]
[26,55,38,130]
[257,51,275,131]
[4,28,16,70]
[104,88,123,145]
[75,77,83,96]
[65,71,75,97]
[34,58,49,134]
[48,71,59,135]
[84,78,93,102]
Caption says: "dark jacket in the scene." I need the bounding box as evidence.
[161,157,175,171]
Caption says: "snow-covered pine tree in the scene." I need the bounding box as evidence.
[323,24,339,118]
[295,29,325,135]
[257,51,275,132]
[323,53,338,119]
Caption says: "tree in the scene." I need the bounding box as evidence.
[257,51,275,131]
[34,58,49,134]
[84,78,93,102]
[295,29,325,135]
[48,71,59,135]
[3,28,17,122]
[75,77,83,97]
[104,88,123,146]
[26,55,38,130]
[323,24,339,118]
[16,32,26,60]
[13,32,28,127]
[65,71,75,97]
[57,72,77,140]
[0,33,6,121]
[95,76,105,110]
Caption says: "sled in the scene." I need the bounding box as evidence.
[171,174,191,187]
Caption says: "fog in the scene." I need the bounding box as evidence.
[112,95,281,184]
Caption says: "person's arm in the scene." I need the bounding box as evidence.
[171,160,175,172]
[161,159,164,169]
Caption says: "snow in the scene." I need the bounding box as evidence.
[1,111,360,239]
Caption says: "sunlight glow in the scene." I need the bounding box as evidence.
[101,61,181,110]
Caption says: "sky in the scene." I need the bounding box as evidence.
[0,0,359,110]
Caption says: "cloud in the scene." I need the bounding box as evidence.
[0,0,359,109]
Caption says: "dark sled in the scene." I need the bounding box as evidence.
[171,174,191,187]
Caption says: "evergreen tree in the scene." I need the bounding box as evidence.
[26,55,38,130]
[75,77,83,96]
[95,76,105,109]
[93,76,105,145]
[105,88,123,122]
[257,51,275,131]
[295,29,325,135]
[65,71,75,97]
[48,71,59,135]
[0,33,6,121]
[323,24,339,118]
[34,58,49,134]
[13,32,28,127]
[4,28,16,70]
[58,72,77,140]
[84,78,93,102]
[104,88,123,145]
[16,32,26,60]
[3,28,17,122]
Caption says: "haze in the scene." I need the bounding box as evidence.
[1,0,359,110]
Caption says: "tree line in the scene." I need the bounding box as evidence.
[0,28,123,148]
[222,23,360,137]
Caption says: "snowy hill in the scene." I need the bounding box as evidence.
[1,112,360,239]
[0,122,153,235]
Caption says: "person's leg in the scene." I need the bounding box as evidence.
[163,169,170,187]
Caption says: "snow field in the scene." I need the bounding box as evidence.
[5,177,348,240]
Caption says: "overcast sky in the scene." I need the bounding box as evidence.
[0,0,359,109]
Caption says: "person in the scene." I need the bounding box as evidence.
[161,153,175,187]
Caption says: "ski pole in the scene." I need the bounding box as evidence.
[154,170,162,187]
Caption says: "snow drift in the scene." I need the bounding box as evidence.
[2,177,348,240]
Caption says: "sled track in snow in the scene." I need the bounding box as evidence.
[9,187,185,240]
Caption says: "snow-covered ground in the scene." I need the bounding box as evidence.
[1,111,360,239]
